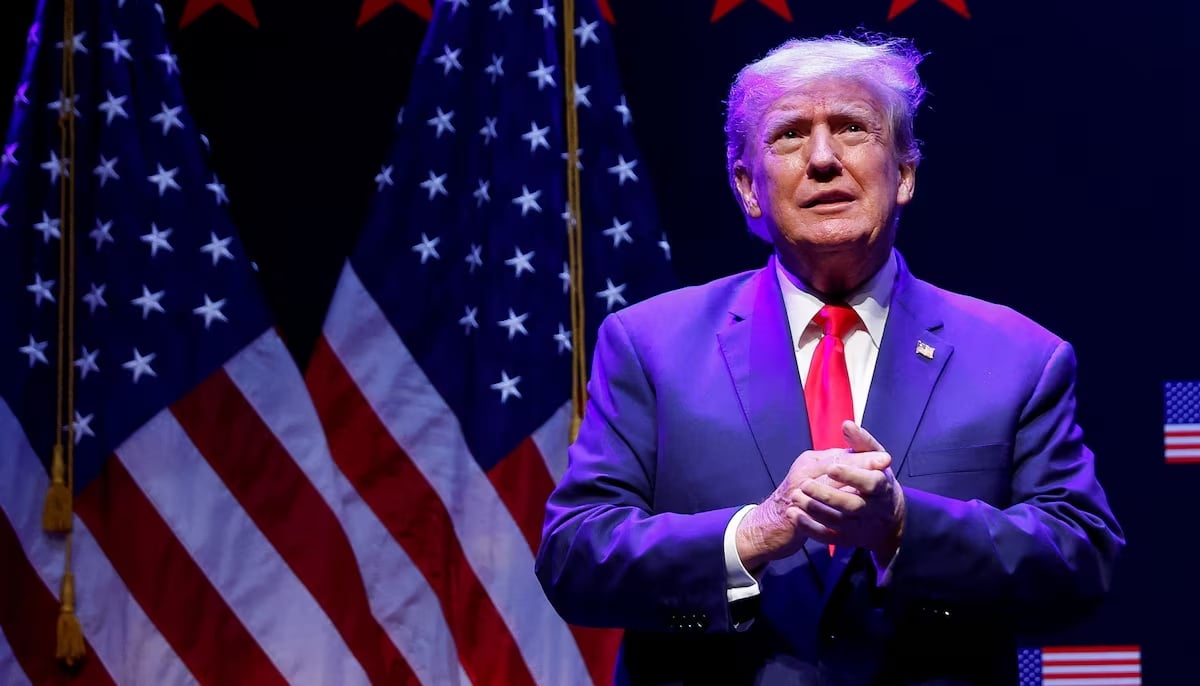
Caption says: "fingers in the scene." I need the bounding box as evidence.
[826,464,891,495]
[792,479,865,523]
[843,421,885,453]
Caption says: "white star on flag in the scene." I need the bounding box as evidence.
[156,49,180,75]
[420,170,449,200]
[527,59,556,91]
[512,185,543,216]
[101,30,132,63]
[90,218,115,250]
[560,147,584,170]
[608,154,639,185]
[554,323,572,354]
[427,107,456,138]
[56,31,88,55]
[375,165,394,191]
[489,0,513,19]
[140,223,174,257]
[150,102,185,135]
[93,154,120,186]
[485,54,504,84]
[201,232,234,266]
[504,246,536,277]
[459,306,479,334]
[497,308,530,339]
[74,346,100,379]
[26,273,56,306]
[615,94,632,126]
[47,92,80,117]
[82,283,108,314]
[603,217,634,247]
[19,335,49,367]
[98,90,129,125]
[521,121,551,153]
[147,163,181,196]
[434,44,463,75]
[574,82,591,108]
[206,174,229,205]
[534,0,556,28]
[412,232,441,263]
[193,294,229,329]
[597,277,629,311]
[131,285,167,319]
[1,142,17,167]
[490,370,522,403]
[465,243,484,272]
[558,262,571,294]
[121,347,158,382]
[40,150,68,184]
[574,18,600,47]
[33,211,61,243]
[659,233,672,260]
[479,116,499,145]
[473,179,491,207]
[70,411,96,444]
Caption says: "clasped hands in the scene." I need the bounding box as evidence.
[736,421,905,571]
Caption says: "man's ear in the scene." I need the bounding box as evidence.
[733,162,761,218]
[896,162,916,207]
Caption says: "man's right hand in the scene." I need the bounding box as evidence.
[734,447,888,571]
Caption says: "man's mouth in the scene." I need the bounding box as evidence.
[803,191,855,208]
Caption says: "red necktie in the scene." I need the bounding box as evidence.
[804,304,860,556]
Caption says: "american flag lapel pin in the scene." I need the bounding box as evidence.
[915,340,935,360]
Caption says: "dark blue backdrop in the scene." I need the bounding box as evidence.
[3,0,1195,680]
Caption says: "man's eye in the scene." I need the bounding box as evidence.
[844,124,864,133]
[780,129,799,139]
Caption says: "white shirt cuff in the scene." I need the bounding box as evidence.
[723,504,761,603]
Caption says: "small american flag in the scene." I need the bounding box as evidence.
[1164,381,1200,463]
[1018,645,1142,686]
[303,0,675,683]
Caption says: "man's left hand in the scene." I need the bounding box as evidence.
[793,421,906,563]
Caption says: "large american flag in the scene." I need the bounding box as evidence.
[1,0,420,683]
[1017,645,1142,686]
[303,0,675,683]
[1164,381,1200,464]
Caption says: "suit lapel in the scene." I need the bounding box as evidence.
[716,256,813,489]
[717,258,831,583]
[860,255,952,480]
[823,255,953,589]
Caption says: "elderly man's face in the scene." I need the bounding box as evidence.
[734,78,915,291]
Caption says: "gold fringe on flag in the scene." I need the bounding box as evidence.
[563,0,587,441]
[56,572,85,666]
[42,0,87,667]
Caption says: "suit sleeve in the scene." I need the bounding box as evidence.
[890,339,1125,628]
[534,312,743,632]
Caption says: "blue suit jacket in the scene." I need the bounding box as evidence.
[535,253,1124,685]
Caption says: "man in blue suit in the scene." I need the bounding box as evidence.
[535,34,1124,685]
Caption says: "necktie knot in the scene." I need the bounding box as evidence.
[813,304,860,340]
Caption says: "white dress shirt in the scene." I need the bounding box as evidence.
[723,253,898,610]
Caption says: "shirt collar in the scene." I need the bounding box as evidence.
[775,250,896,349]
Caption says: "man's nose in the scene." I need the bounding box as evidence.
[806,127,842,179]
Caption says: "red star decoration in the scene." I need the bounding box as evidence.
[888,0,971,20]
[356,0,433,27]
[180,0,260,28]
[711,0,793,23]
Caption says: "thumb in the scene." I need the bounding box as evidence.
[843,420,886,454]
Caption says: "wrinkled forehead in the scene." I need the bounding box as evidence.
[755,77,889,131]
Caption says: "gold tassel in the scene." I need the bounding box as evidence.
[42,445,73,533]
[56,572,86,666]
